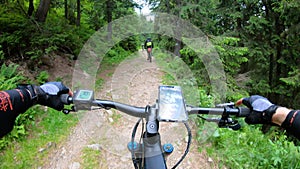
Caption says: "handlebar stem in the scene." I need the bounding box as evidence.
[146,104,159,134]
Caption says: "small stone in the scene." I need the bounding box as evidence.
[107,110,113,116]
[87,144,101,151]
[69,162,80,169]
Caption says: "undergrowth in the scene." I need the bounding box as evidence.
[208,126,300,168]
[0,63,79,168]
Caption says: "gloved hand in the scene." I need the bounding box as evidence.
[19,82,71,111]
[38,82,72,111]
[236,95,279,124]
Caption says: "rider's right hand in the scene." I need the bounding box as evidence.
[236,95,279,125]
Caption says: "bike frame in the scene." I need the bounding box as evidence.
[95,100,168,169]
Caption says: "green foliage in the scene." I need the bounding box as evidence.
[82,146,106,168]
[154,1,300,168]
[212,36,248,75]
[0,108,78,168]
[208,126,300,168]
[95,78,104,90]
[0,64,24,90]
[0,4,95,65]
[36,71,49,84]
[105,44,134,65]
[0,45,4,60]
[0,0,298,167]
[5,108,37,142]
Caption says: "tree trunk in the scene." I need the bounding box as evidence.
[174,39,181,57]
[64,0,68,19]
[166,0,170,13]
[275,15,284,85]
[262,0,274,97]
[76,0,80,26]
[173,0,181,57]
[27,0,34,16]
[106,0,113,40]
[35,0,51,22]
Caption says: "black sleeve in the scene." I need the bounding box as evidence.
[281,110,300,140]
[0,89,34,138]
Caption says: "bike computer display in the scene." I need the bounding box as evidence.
[74,90,93,101]
[73,90,94,110]
[157,85,188,122]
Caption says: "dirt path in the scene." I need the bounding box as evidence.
[42,51,217,169]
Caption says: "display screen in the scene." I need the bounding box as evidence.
[157,86,188,122]
[75,90,93,101]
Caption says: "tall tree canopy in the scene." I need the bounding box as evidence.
[148,0,300,108]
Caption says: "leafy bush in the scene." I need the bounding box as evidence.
[105,45,132,65]
[36,71,49,84]
[0,64,24,90]
[207,126,300,168]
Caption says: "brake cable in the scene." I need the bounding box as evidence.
[130,105,150,169]
[130,118,141,169]
[171,121,192,169]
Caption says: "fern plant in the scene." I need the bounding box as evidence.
[0,64,24,90]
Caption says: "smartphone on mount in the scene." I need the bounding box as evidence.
[157,85,188,122]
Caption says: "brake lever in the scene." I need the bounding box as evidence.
[216,102,235,108]
[218,118,241,130]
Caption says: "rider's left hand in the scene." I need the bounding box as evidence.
[36,82,72,111]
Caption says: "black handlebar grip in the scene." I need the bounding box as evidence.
[60,94,72,104]
[238,107,251,117]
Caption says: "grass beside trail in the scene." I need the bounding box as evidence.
[0,107,80,168]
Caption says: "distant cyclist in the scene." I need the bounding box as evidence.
[144,37,154,62]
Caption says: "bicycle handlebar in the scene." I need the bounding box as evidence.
[60,94,250,119]
[60,94,147,118]
[92,100,147,118]
[187,106,250,117]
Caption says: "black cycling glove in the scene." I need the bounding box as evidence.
[18,82,70,111]
[241,95,279,124]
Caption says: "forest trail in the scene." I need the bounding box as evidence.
[42,51,217,169]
